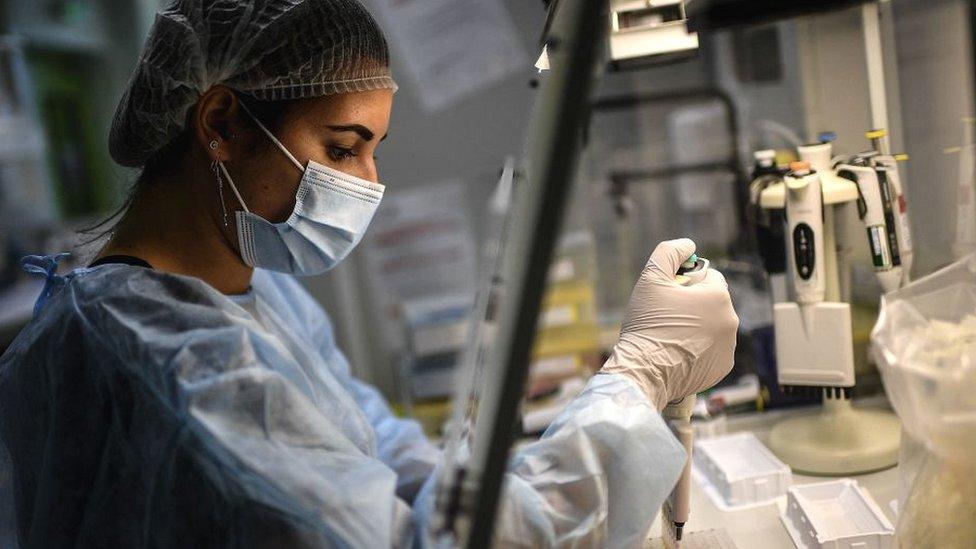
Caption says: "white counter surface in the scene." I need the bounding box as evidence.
[644,400,900,548]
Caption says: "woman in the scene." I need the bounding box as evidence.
[0,0,738,546]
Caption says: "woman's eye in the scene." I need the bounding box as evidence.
[328,146,357,162]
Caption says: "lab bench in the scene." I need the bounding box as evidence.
[644,399,899,548]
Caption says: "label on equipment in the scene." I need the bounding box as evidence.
[877,171,902,266]
[897,194,913,252]
[792,223,816,280]
[866,225,891,269]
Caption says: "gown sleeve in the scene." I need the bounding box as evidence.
[331,352,442,503]
[266,272,688,547]
[265,272,442,504]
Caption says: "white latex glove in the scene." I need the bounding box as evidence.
[601,238,739,410]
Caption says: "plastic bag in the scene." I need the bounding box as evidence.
[871,254,976,548]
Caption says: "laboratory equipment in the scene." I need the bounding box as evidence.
[780,479,894,549]
[865,129,913,286]
[759,140,900,475]
[784,161,826,304]
[746,0,905,476]
[748,150,787,302]
[835,155,904,294]
[538,0,699,72]
[662,394,695,546]
[602,238,736,412]
[675,253,708,285]
[692,432,791,510]
[833,129,913,295]
[661,253,709,544]
[609,0,698,67]
[763,154,858,394]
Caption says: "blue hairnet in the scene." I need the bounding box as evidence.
[109,0,396,168]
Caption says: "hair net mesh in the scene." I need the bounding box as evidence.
[109,0,396,168]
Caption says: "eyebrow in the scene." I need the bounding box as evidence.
[326,124,382,142]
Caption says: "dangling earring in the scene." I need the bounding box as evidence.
[212,159,230,227]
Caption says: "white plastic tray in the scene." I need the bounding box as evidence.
[692,432,792,510]
[780,479,894,549]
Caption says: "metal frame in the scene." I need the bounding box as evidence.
[461,0,611,546]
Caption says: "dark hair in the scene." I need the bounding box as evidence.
[80,94,297,243]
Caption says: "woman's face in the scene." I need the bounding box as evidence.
[227,89,394,225]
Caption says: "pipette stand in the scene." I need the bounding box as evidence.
[769,393,900,475]
[760,154,900,475]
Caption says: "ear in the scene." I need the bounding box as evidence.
[191,85,252,163]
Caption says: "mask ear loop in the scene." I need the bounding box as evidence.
[218,96,304,218]
[211,159,230,226]
[218,161,251,215]
[236,99,305,172]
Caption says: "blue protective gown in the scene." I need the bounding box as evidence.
[0,256,684,547]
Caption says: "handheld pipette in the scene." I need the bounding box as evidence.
[866,129,913,285]
[836,157,903,293]
[662,254,708,544]
[663,394,696,544]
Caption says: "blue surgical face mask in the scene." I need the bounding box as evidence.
[219,104,384,276]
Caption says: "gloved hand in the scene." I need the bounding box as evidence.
[601,238,738,410]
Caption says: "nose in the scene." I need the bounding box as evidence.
[364,159,379,184]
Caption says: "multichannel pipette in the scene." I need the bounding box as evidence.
[784,161,826,305]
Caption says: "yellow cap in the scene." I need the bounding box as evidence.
[894,154,909,162]
[865,129,887,139]
[775,150,797,166]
